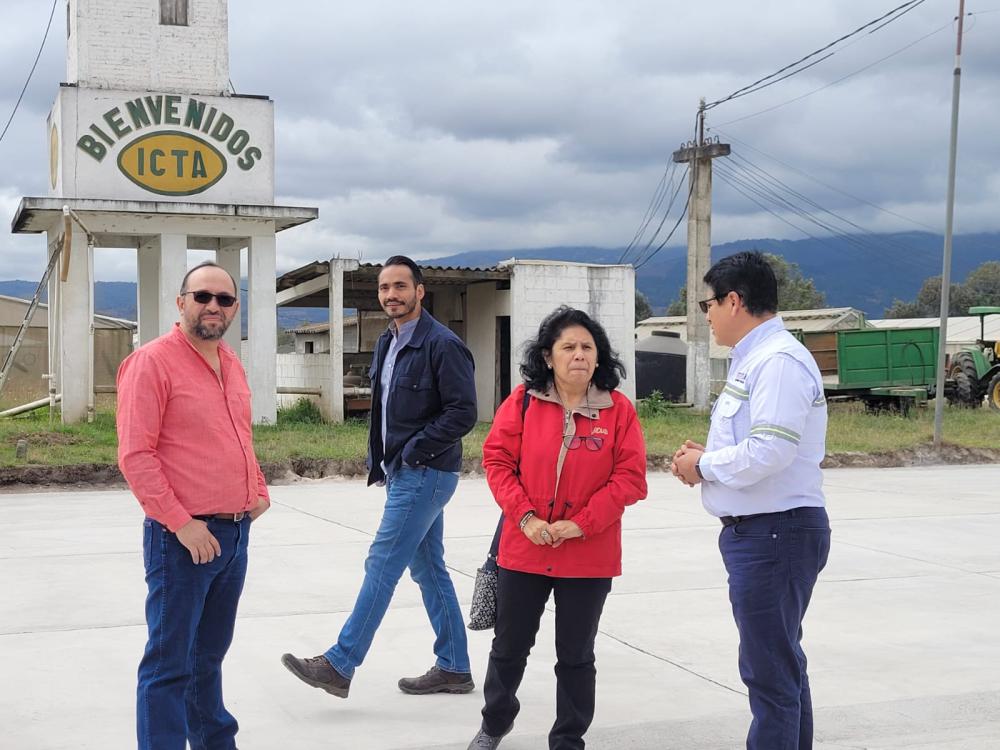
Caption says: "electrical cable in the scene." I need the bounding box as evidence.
[632,171,688,264]
[619,161,678,264]
[725,153,917,253]
[634,171,693,270]
[0,0,59,146]
[710,18,954,128]
[708,129,938,232]
[704,0,925,110]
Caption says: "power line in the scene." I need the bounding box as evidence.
[634,171,693,270]
[630,169,688,265]
[709,128,937,232]
[0,0,59,146]
[619,160,678,264]
[710,18,954,128]
[704,0,926,110]
[725,153,917,253]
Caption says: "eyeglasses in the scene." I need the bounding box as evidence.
[563,435,604,451]
[697,295,724,314]
[183,290,238,307]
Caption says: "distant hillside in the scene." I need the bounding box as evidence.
[425,232,1000,317]
[0,281,326,330]
[2,232,997,324]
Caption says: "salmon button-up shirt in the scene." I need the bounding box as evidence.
[117,324,269,532]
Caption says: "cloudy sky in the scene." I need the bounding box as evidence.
[1,0,997,281]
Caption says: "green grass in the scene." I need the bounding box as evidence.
[1,404,998,468]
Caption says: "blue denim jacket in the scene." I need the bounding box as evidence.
[366,309,477,485]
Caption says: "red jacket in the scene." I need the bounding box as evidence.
[483,384,647,578]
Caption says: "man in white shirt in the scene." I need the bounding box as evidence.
[672,251,831,750]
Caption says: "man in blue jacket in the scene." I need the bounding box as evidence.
[282,256,478,698]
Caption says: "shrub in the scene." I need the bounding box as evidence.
[277,397,325,425]
[637,390,671,419]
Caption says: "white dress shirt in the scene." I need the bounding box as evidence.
[699,316,827,517]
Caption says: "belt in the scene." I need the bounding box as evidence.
[719,512,770,527]
[193,512,247,522]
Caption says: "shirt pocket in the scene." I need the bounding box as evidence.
[710,393,744,444]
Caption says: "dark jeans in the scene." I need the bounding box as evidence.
[137,516,250,750]
[481,567,612,750]
[719,506,831,750]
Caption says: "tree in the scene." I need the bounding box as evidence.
[884,260,1000,318]
[665,252,825,314]
[635,290,653,322]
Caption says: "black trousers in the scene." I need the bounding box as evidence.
[481,567,612,750]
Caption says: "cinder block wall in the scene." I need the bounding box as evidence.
[510,262,636,401]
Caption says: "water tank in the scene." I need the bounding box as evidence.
[635,331,687,401]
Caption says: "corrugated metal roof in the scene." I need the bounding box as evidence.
[870,315,1000,344]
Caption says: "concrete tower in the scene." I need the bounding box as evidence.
[12,0,316,424]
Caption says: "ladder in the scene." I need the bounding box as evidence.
[0,237,65,399]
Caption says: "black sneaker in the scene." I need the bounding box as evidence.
[398,665,475,695]
[280,653,351,698]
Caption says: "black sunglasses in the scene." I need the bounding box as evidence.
[183,290,238,307]
[563,435,604,451]
[697,295,724,314]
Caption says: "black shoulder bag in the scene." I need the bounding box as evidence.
[467,390,531,631]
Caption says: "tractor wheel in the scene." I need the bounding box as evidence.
[948,372,976,408]
[949,352,984,405]
[987,373,1000,413]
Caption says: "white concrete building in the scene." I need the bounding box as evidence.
[275,259,637,422]
[9,0,316,423]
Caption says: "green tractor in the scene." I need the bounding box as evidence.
[948,306,1000,411]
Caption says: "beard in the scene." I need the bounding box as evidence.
[192,314,231,340]
[382,297,417,318]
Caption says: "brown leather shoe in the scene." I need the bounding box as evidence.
[398,665,475,695]
[281,653,351,698]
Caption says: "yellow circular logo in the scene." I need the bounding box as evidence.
[116,130,228,196]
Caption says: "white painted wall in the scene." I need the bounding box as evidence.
[50,86,274,205]
[67,0,229,96]
[509,261,636,401]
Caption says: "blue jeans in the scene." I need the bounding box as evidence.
[719,507,831,750]
[137,516,250,750]
[325,465,469,678]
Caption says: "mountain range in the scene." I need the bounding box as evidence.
[1,231,996,326]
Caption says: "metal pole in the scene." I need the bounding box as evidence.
[933,0,965,447]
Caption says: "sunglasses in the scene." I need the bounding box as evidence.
[563,435,604,451]
[697,295,724,314]
[183,290,237,307]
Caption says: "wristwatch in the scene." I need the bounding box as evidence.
[519,511,535,530]
[695,458,704,479]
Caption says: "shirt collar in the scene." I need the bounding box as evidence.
[731,315,785,361]
[389,316,420,340]
[528,383,614,418]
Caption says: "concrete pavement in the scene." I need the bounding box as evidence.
[1,465,998,749]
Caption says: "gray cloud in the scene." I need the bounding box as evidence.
[1,0,997,283]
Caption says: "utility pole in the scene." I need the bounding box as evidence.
[673,100,730,409]
[933,0,966,447]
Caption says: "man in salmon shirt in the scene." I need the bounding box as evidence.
[117,261,270,750]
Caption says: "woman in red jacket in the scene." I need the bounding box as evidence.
[467,306,648,750]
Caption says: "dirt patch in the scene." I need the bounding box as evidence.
[3,444,997,492]
[7,432,82,447]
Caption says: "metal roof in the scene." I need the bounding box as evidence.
[869,315,1000,344]
[276,259,511,308]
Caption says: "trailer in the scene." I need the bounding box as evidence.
[801,327,940,414]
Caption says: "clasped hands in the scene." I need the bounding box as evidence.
[522,515,582,548]
[670,439,704,487]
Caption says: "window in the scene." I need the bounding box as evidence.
[160,0,189,26]
[304,341,314,354]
